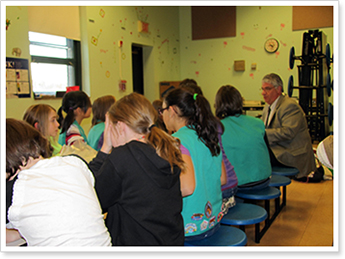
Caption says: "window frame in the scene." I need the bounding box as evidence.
[29,33,81,99]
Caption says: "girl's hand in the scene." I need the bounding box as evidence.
[100,113,113,154]
[6,228,22,243]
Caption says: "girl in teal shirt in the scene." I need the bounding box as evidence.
[162,88,227,241]
[215,85,271,189]
[88,95,116,151]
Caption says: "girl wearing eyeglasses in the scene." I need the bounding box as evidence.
[161,88,227,241]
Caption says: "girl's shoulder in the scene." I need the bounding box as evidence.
[90,122,105,132]
[227,114,262,123]
[67,123,81,134]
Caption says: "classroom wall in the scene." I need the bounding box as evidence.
[5,6,181,133]
[80,6,181,102]
[6,7,63,123]
[179,6,334,109]
[5,5,334,133]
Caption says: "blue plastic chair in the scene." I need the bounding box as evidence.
[235,186,281,240]
[236,186,281,200]
[269,174,292,210]
[271,166,299,177]
[184,225,247,246]
[221,203,267,243]
[269,174,291,187]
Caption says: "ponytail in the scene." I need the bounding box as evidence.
[57,107,64,129]
[57,105,76,134]
[165,88,223,156]
[146,125,185,173]
[191,94,223,156]
[59,108,76,134]
[58,91,92,134]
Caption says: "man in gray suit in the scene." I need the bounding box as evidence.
[261,73,317,181]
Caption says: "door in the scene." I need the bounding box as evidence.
[132,45,144,94]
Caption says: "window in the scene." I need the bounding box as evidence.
[29,32,81,98]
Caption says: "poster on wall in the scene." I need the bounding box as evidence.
[6,57,31,98]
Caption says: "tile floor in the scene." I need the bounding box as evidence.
[240,179,334,246]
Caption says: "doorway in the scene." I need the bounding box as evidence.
[132,45,144,94]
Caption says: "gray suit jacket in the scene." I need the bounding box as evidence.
[261,94,316,178]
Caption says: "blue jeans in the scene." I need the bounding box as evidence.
[184,223,220,241]
[222,186,238,199]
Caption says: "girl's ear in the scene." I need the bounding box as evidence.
[74,107,82,115]
[169,105,178,117]
[116,121,126,135]
[34,122,40,130]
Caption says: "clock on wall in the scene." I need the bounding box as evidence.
[264,38,279,53]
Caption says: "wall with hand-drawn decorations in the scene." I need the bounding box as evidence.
[5,5,334,133]
[5,6,181,134]
[179,6,334,110]
[5,6,63,122]
[80,6,181,103]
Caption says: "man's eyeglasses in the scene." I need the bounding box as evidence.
[158,107,169,115]
[260,87,275,93]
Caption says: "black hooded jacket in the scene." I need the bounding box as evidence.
[89,140,184,246]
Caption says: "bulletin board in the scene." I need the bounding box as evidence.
[191,6,236,40]
[292,6,333,31]
[159,81,181,99]
[6,57,31,98]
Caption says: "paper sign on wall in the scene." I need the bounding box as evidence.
[6,57,31,98]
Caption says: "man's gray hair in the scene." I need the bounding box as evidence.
[262,73,284,92]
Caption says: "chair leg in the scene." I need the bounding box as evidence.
[264,200,270,226]
[255,223,261,243]
[274,186,286,214]
[271,197,280,222]
[257,200,271,241]
[282,186,287,207]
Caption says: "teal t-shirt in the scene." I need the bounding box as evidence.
[49,136,62,156]
[221,115,271,186]
[87,122,105,151]
[58,120,88,146]
[173,126,223,237]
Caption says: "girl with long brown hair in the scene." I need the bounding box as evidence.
[89,92,185,246]
[23,104,61,156]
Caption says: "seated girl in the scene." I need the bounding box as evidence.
[6,118,111,246]
[161,88,227,241]
[57,91,92,146]
[23,104,62,156]
[88,95,116,151]
[215,85,271,190]
[89,93,185,245]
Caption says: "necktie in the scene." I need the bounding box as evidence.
[265,107,271,127]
